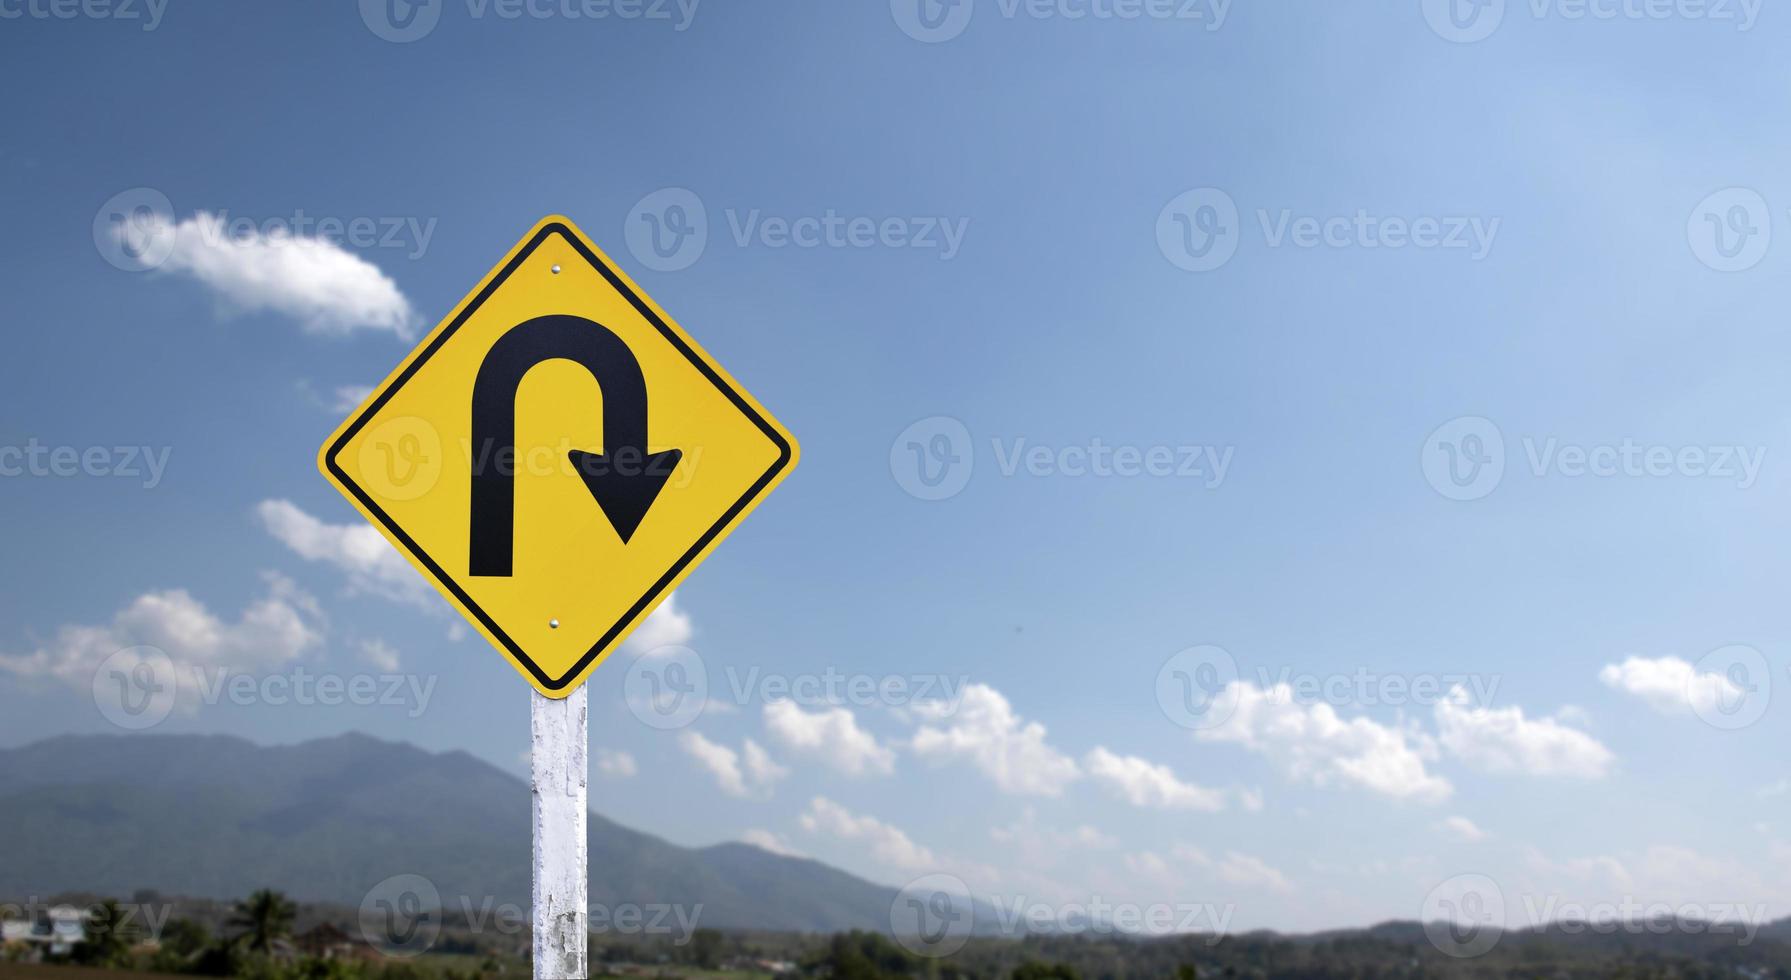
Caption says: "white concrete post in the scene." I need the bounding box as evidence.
[532,687,588,979]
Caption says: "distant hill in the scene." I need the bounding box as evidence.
[0,732,898,933]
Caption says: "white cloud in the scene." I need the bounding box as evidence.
[990,811,1116,869]
[595,748,637,778]
[909,683,1081,796]
[1123,851,1172,880]
[1599,655,1746,717]
[1117,842,1289,895]
[331,384,375,413]
[743,738,788,786]
[799,796,938,872]
[1437,815,1487,842]
[741,829,805,858]
[680,732,747,796]
[1124,843,1291,897]
[128,212,416,337]
[679,731,783,798]
[1083,747,1228,812]
[259,508,704,654]
[1435,687,1613,778]
[256,500,430,607]
[764,701,896,776]
[1128,844,1213,883]
[1216,852,1294,894]
[357,638,400,672]
[1171,843,1213,866]
[1522,847,1633,887]
[622,593,695,656]
[0,573,324,695]
[1195,681,1451,803]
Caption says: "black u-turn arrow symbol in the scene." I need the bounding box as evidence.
[469,314,682,577]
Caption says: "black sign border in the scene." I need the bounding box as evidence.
[324,222,794,692]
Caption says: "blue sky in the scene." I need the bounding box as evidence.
[1,0,1789,936]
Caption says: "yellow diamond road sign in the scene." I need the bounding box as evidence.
[319,216,797,697]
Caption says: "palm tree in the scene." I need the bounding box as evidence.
[227,889,297,954]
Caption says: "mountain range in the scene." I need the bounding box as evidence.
[0,732,899,933]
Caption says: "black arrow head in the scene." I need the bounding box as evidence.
[568,448,683,543]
